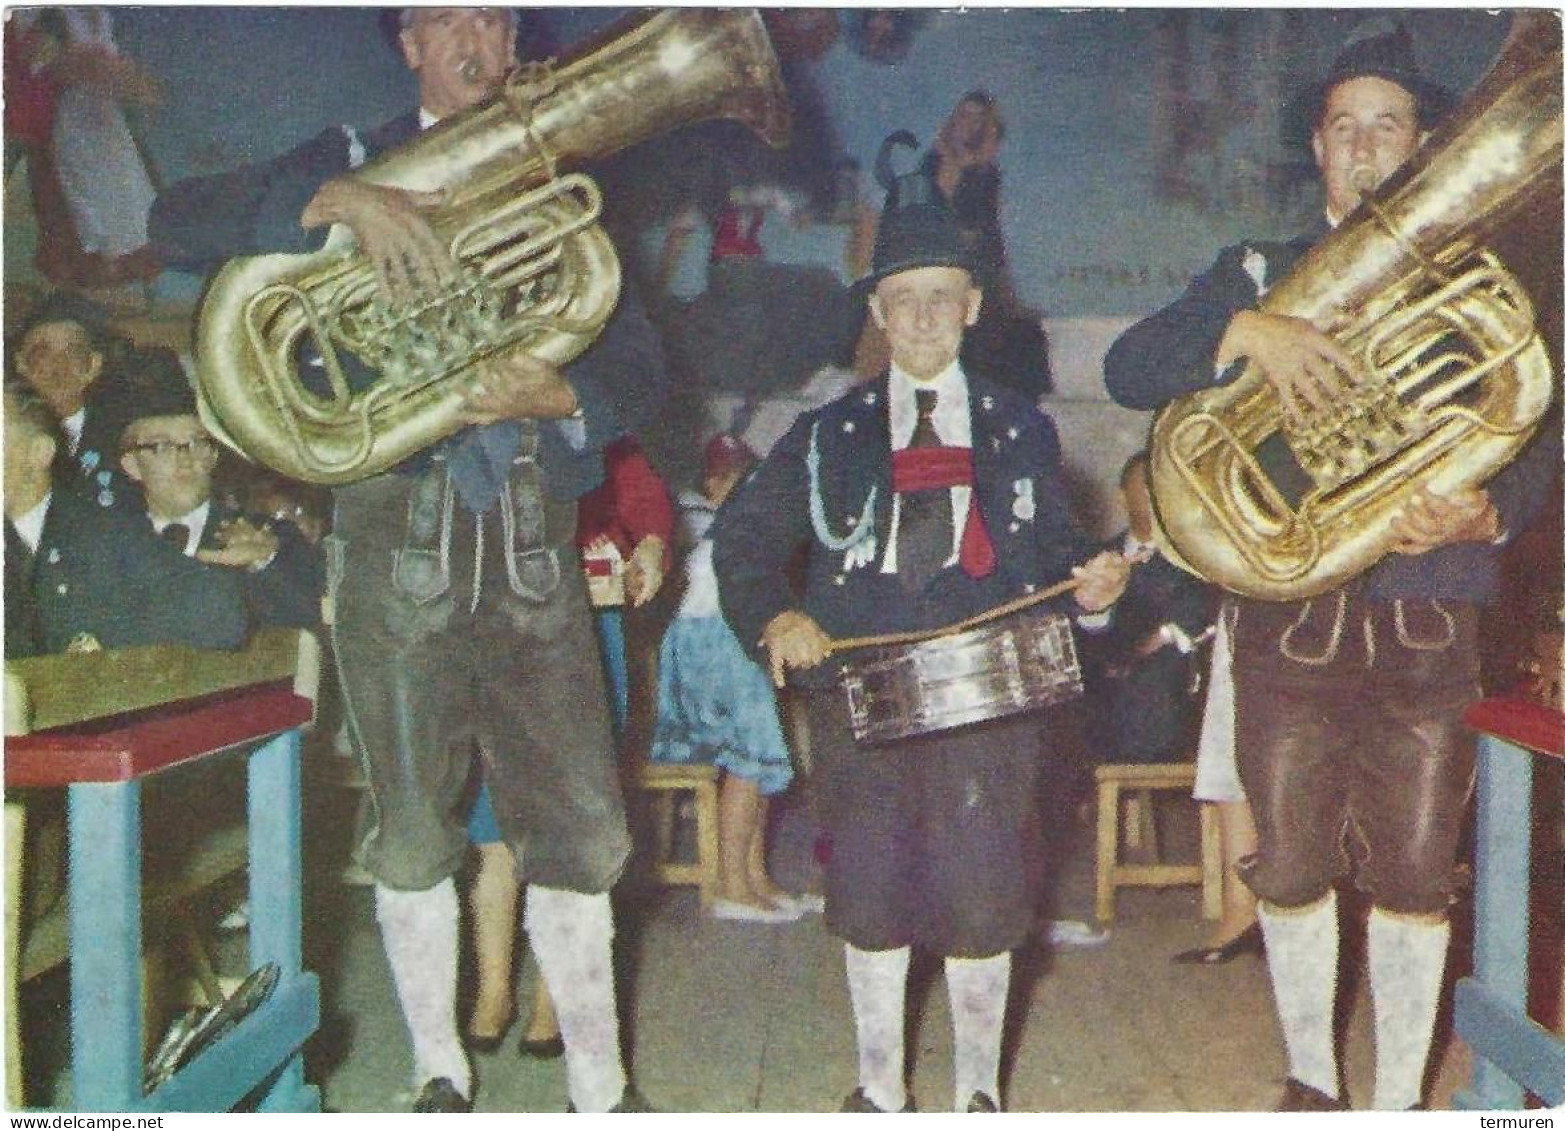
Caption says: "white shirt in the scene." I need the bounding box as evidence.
[61,408,86,456]
[881,360,972,575]
[11,495,51,554]
[150,501,211,557]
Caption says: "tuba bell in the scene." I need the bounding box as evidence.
[1149,12,1560,601]
[194,9,790,484]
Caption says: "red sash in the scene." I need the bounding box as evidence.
[889,446,996,579]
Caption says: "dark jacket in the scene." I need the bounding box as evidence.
[1081,532,1216,764]
[712,371,1097,689]
[17,487,249,655]
[199,502,324,632]
[1103,228,1559,603]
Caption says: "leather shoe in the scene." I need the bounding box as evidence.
[1171,923,1263,966]
[1276,1078,1347,1112]
[518,1033,566,1060]
[412,1077,472,1113]
[840,1087,914,1112]
[966,1091,1000,1112]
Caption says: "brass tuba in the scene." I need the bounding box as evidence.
[1149,13,1560,601]
[195,9,790,484]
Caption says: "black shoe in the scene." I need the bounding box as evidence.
[1171,923,1264,966]
[839,1087,915,1113]
[412,1077,472,1113]
[966,1092,1001,1112]
[1276,1078,1347,1112]
[518,1033,566,1060]
[566,1085,657,1112]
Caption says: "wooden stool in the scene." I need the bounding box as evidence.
[633,763,720,907]
[1094,762,1222,923]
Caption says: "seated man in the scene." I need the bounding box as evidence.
[114,352,323,634]
[11,291,137,500]
[4,380,247,655]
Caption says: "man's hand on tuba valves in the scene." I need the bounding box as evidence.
[1216,310,1359,424]
[301,177,456,306]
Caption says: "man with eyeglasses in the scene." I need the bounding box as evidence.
[5,380,245,656]
[115,352,322,634]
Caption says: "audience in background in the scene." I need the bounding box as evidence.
[651,433,819,923]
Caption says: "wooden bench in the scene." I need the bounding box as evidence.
[1093,761,1222,924]
[5,629,323,1112]
[632,762,720,907]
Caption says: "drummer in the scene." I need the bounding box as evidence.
[711,196,1129,1113]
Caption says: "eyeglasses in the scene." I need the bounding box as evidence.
[127,438,216,461]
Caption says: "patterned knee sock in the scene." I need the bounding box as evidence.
[525,886,625,1113]
[374,880,469,1097]
[844,943,911,1112]
[1367,907,1450,1111]
[1257,890,1340,1100]
[946,952,1010,1110]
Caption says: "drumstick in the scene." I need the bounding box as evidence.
[826,575,1082,655]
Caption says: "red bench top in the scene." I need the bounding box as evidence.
[1463,694,1564,762]
[5,683,313,787]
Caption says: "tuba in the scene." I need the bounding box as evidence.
[1149,13,1560,601]
[195,9,790,484]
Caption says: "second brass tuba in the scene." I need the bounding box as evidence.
[195,9,790,484]
[1149,13,1560,601]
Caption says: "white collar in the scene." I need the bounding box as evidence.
[1123,531,1158,561]
[418,107,440,131]
[61,407,85,454]
[10,493,52,554]
[151,500,212,555]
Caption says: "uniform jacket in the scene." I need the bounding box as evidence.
[712,371,1097,689]
[1103,226,1559,604]
[16,487,248,655]
[149,111,668,505]
[1081,531,1216,763]
[198,502,325,632]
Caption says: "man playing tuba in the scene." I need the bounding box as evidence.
[1105,19,1559,1111]
[150,8,666,1113]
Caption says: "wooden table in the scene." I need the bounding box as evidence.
[1451,694,1564,1110]
[5,631,322,1112]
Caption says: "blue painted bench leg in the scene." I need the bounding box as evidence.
[67,780,143,1111]
[247,729,320,1113]
[1454,733,1531,1110]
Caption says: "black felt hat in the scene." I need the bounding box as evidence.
[1284,19,1454,151]
[121,347,197,426]
[20,290,113,351]
[859,200,978,293]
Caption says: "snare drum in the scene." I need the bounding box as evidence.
[838,608,1083,743]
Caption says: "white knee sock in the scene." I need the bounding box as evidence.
[844,943,911,1112]
[1367,907,1450,1111]
[1257,890,1340,1100]
[374,880,469,1096]
[946,953,1010,1111]
[525,886,625,1113]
